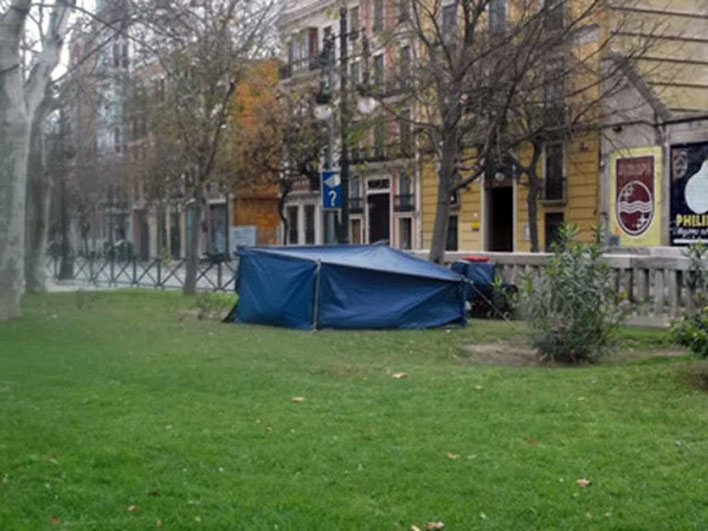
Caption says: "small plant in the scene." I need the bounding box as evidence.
[194,292,233,320]
[520,224,625,363]
[670,242,708,358]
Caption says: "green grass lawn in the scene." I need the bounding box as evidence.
[0,291,706,530]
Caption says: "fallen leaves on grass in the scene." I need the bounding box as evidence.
[576,478,592,488]
[156,519,163,528]
[127,505,138,512]
[410,526,421,531]
[148,489,161,496]
[525,438,538,445]
[425,522,445,530]
[50,516,60,525]
[444,452,460,460]
[291,396,306,403]
[392,372,409,379]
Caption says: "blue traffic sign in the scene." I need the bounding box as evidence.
[321,170,342,210]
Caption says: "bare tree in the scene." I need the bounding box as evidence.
[366,0,655,261]
[0,0,76,319]
[128,0,277,294]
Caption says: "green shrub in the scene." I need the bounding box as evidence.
[670,242,708,359]
[520,224,625,363]
[671,308,708,359]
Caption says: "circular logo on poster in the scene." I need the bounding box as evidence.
[616,181,654,236]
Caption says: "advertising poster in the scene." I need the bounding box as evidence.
[670,142,708,245]
[610,147,662,246]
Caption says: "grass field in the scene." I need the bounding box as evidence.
[0,290,706,530]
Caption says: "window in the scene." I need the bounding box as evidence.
[399,217,412,249]
[349,7,359,38]
[399,108,412,156]
[399,46,411,88]
[307,27,319,67]
[350,61,360,86]
[545,0,565,28]
[350,176,361,198]
[398,0,409,22]
[374,114,385,158]
[545,212,564,251]
[304,205,315,244]
[544,142,564,201]
[446,215,458,251]
[373,54,384,93]
[373,0,383,30]
[287,206,298,244]
[395,172,414,211]
[442,4,457,38]
[489,0,506,33]
[351,218,362,244]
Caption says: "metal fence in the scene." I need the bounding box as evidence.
[47,256,239,292]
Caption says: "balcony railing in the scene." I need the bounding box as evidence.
[394,194,415,212]
[350,142,413,164]
[279,57,321,80]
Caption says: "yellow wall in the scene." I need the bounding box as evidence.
[420,130,601,251]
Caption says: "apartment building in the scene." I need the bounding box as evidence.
[278,0,420,249]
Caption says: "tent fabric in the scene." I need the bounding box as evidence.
[230,245,468,330]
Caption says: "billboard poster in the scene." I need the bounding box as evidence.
[670,142,708,246]
[610,147,661,246]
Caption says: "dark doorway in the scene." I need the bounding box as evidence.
[368,193,390,243]
[545,212,564,251]
[487,187,513,251]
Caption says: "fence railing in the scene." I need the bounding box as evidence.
[414,250,704,328]
[47,256,239,293]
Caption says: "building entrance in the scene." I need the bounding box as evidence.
[486,186,513,252]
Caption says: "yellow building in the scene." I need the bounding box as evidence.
[420,0,708,252]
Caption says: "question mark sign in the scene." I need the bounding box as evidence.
[329,190,337,207]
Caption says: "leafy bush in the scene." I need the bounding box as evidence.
[520,224,625,363]
[670,242,708,358]
[671,308,708,359]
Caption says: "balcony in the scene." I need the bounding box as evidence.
[350,143,413,164]
[279,57,321,81]
[394,194,415,212]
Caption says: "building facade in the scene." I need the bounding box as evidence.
[278,0,421,249]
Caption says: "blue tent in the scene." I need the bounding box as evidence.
[229,245,468,330]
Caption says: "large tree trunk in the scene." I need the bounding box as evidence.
[526,177,540,253]
[525,142,544,253]
[25,108,52,292]
[429,140,456,264]
[0,14,31,319]
[57,177,73,279]
[183,201,202,295]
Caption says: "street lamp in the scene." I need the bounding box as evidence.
[314,10,379,244]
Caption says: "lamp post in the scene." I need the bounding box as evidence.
[314,11,378,245]
[338,7,349,244]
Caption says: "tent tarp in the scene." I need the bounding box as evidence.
[230,245,468,330]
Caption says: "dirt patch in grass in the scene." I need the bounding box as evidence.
[460,339,689,367]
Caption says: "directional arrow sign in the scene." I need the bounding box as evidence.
[321,170,342,210]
